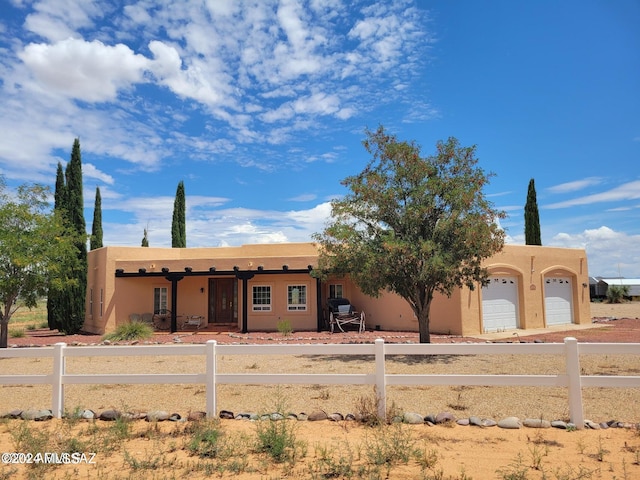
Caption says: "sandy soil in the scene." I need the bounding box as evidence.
[1,417,638,479]
[1,302,639,479]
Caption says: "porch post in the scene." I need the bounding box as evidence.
[165,273,184,333]
[235,271,255,333]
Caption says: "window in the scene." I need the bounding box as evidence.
[89,288,93,317]
[287,285,307,311]
[154,287,168,313]
[329,284,343,299]
[100,289,104,317]
[252,285,271,311]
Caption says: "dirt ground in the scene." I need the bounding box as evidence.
[1,302,639,479]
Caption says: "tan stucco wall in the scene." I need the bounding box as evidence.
[85,243,590,336]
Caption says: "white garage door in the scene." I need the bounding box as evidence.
[482,276,519,332]
[544,277,573,326]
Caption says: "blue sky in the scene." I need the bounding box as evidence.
[1,0,638,278]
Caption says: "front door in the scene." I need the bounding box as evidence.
[208,278,236,324]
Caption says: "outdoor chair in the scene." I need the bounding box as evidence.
[327,297,365,333]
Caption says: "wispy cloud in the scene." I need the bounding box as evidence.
[546,177,602,194]
[545,180,640,209]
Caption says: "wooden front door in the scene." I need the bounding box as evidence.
[208,278,236,324]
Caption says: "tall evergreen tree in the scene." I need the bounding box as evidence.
[63,138,88,334]
[90,187,103,250]
[141,227,149,247]
[524,178,542,245]
[171,181,186,248]
[47,163,67,330]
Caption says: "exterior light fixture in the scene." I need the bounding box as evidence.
[138,268,146,274]
[161,267,169,273]
[209,267,216,272]
[185,267,193,273]
[282,265,289,271]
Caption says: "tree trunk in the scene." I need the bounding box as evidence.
[416,308,431,343]
[0,320,8,349]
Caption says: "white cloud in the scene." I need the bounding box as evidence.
[83,163,114,185]
[550,226,640,277]
[545,180,640,209]
[19,38,149,102]
[546,177,603,194]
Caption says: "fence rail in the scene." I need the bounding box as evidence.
[1,338,639,429]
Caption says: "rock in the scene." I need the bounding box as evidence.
[269,413,284,421]
[102,339,111,345]
[584,420,600,430]
[344,413,356,421]
[403,412,425,424]
[424,414,437,424]
[457,418,470,426]
[169,413,181,421]
[80,409,96,420]
[146,411,170,422]
[307,411,328,421]
[219,410,234,419]
[234,412,252,420]
[567,422,576,430]
[551,420,567,429]
[498,417,522,429]
[99,409,121,421]
[481,419,497,427]
[297,412,309,421]
[599,422,609,429]
[435,412,455,424]
[523,418,551,429]
[21,409,52,421]
[3,409,22,419]
[469,416,482,426]
[286,413,298,420]
[328,412,344,422]
[187,411,207,421]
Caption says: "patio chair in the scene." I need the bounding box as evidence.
[182,315,204,330]
[129,313,141,322]
[327,298,366,333]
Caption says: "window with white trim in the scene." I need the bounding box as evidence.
[287,285,307,311]
[329,284,343,299]
[252,285,271,311]
[154,287,168,313]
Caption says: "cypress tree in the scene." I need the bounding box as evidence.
[90,187,103,250]
[47,163,67,330]
[171,181,186,248]
[141,227,149,247]
[524,178,542,245]
[62,139,87,333]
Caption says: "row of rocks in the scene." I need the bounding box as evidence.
[4,408,637,432]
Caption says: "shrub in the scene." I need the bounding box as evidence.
[276,318,293,336]
[103,321,154,342]
[606,284,629,304]
[8,328,25,338]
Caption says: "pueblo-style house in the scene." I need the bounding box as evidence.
[84,243,591,336]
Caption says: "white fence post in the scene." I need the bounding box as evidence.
[206,340,217,418]
[52,342,66,418]
[564,337,584,429]
[375,338,386,421]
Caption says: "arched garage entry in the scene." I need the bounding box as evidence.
[544,275,575,326]
[481,275,520,332]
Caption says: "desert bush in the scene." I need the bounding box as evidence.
[606,284,629,303]
[103,321,153,342]
[277,318,293,336]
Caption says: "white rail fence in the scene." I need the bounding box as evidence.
[1,338,639,429]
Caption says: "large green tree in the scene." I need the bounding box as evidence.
[47,163,67,330]
[48,139,88,334]
[90,187,103,250]
[524,178,542,245]
[171,181,186,248]
[64,139,88,334]
[314,126,506,343]
[0,180,77,348]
